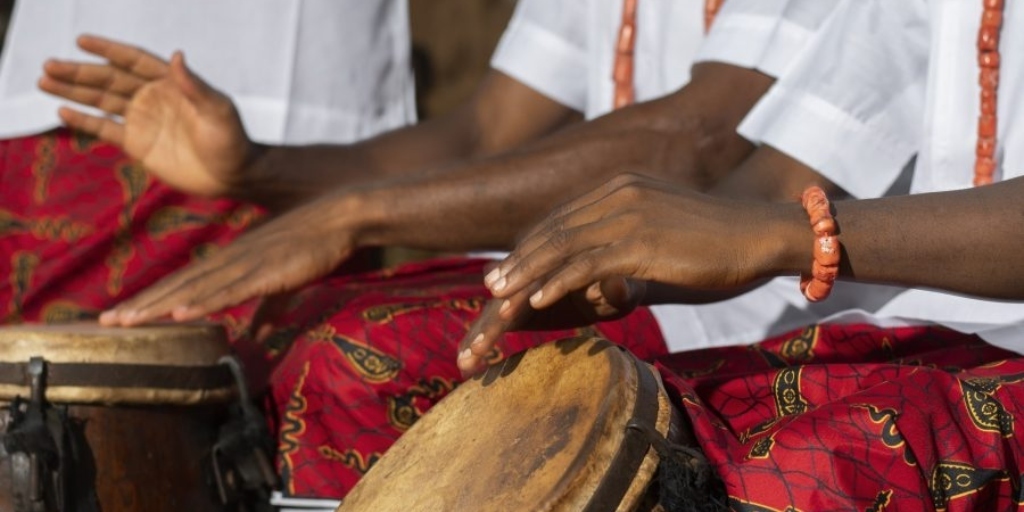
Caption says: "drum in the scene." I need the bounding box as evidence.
[0,323,273,512]
[337,337,697,512]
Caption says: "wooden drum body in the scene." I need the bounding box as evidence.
[0,324,246,512]
[338,337,679,512]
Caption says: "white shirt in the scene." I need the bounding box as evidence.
[0,0,416,144]
[491,0,909,352]
[738,0,1024,349]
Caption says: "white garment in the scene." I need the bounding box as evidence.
[491,0,704,119]
[491,0,906,352]
[738,0,1024,348]
[0,0,416,144]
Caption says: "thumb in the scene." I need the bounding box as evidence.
[250,292,296,344]
[587,277,646,317]
[169,51,220,107]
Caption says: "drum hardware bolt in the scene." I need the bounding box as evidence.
[210,356,279,511]
[2,357,73,512]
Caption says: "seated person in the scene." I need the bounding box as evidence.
[33,0,933,499]
[0,0,414,327]
[470,0,1024,508]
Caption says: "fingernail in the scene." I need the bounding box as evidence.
[98,310,116,324]
[459,348,472,360]
[471,333,484,349]
[491,276,507,293]
[499,300,511,315]
[484,268,501,287]
[530,290,544,307]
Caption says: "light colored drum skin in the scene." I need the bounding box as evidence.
[337,337,675,512]
[0,323,236,512]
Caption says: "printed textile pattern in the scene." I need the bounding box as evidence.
[658,323,1024,511]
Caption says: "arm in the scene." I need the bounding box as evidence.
[95,61,774,327]
[500,174,1024,322]
[239,70,582,210]
[461,173,1024,372]
[39,36,578,211]
[336,62,775,253]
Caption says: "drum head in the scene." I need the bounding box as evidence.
[338,337,671,512]
[0,322,235,405]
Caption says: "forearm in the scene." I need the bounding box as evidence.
[709,145,849,203]
[235,71,580,212]
[350,63,776,252]
[235,112,493,211]
[759,177,1024,300]
[353,133,688,252]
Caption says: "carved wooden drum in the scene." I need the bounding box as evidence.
[337,337,680,512]
[0,323,270,512]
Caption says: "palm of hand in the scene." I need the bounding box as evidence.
[125,79,250,198]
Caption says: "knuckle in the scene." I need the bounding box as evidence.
[549,229,574,251]
[608,173,642,189]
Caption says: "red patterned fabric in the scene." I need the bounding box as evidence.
[0,129,261,323]
[657,323,1024,511]
[262,256,668,497]
[0,130,669,499]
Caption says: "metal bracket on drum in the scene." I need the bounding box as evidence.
[210,356,279,512]
[0,357,78,512]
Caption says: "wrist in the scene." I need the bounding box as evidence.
[759,202,815,278]
[322,188,386,250]
[230,143,276,200]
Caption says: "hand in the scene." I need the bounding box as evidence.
[98,195,358,326]
[457,276,646,375]
[480,173,803,330]
[39,35,256,198]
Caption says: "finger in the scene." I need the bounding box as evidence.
[457,298,518,376]
[77,34,169,79]
[169,52,224,109]
[527,243,641,310]
[102,252,250,325]
[170,267,265,322]
[591,277,646,317]
[492,219,620,299]
[484,181,636,289]
[250,292,297,342]
[458,299,501,356]
[516,173,648,251]
[42,60,147,95]
[39,77,129,116]
[57,107,125,145]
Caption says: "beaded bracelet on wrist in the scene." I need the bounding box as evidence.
[799,186,841,302]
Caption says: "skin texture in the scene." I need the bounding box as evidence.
[458,172,1024,374]
[39,35,776,327]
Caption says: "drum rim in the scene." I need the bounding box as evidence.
[581,345,664,511]
[0,323,237,405]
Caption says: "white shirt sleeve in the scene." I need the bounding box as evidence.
[696,0,840,78]
[489,0,589,111]
[738,0,930,198]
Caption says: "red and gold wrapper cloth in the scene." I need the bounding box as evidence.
[658,322,1024,511]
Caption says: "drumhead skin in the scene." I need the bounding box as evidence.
[0,322,235,405]
[338,337,672,512]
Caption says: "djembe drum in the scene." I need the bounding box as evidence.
[0,323,275,512]
[337,337,715,512]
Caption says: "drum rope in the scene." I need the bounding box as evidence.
[627,419,728,512]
